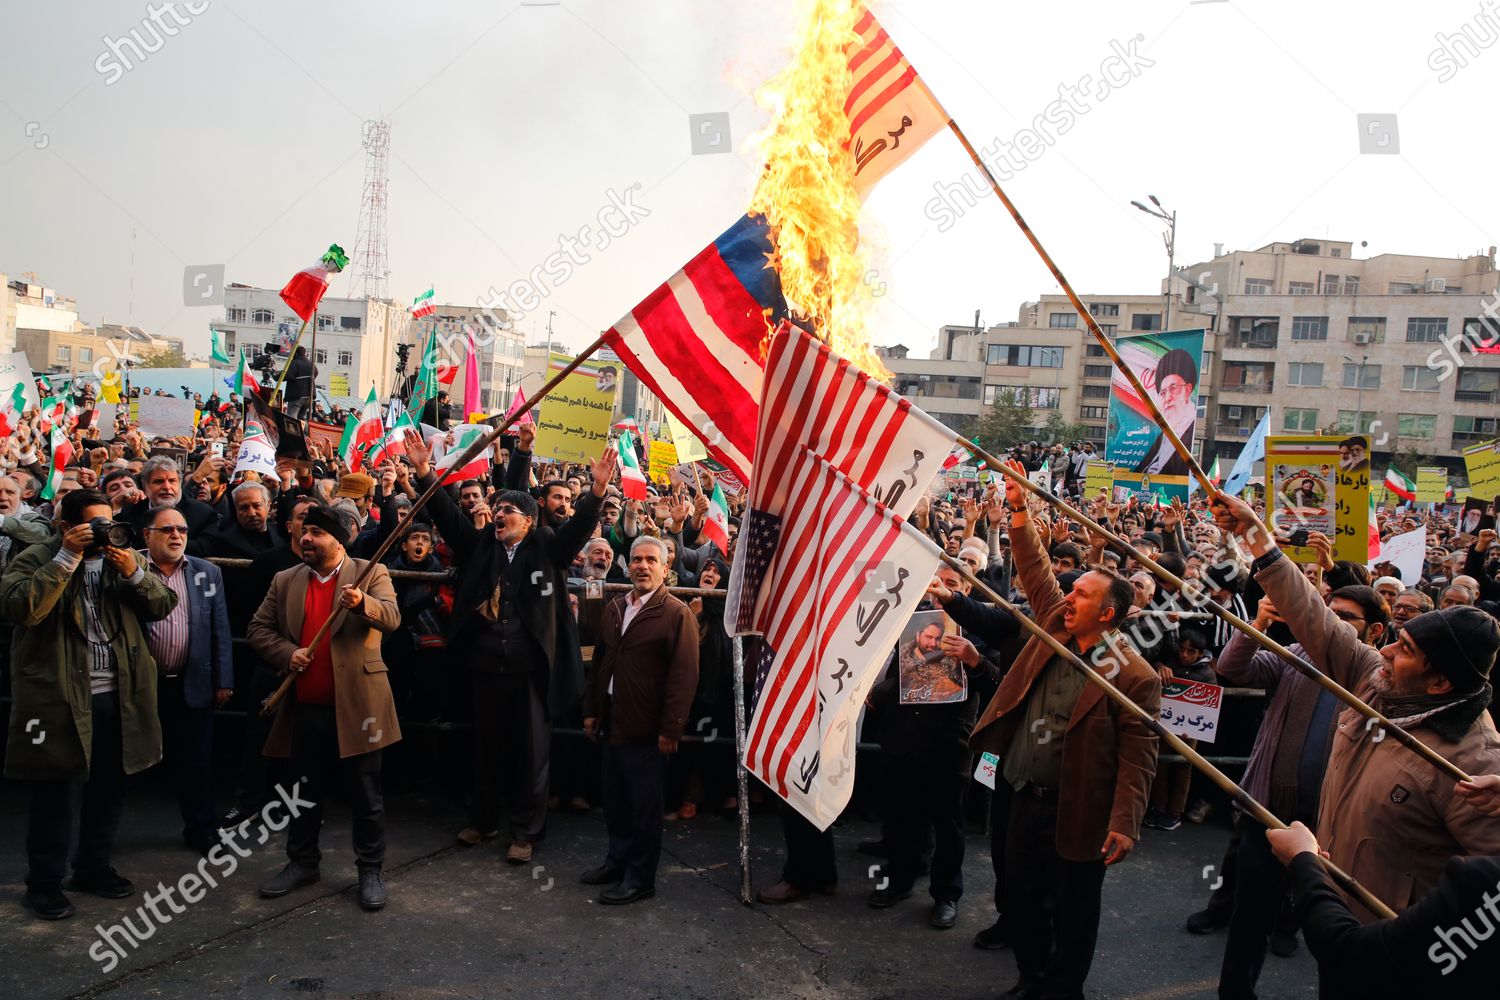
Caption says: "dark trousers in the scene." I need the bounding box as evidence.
[989,777,1013,915]
[469,671,550,842]
[1218,821,1290,1000]
[778,797,837,890]
[600,740,665,890]
[286,703,384,870]
[158,676,216,847]
[885,752,967,902]
[26,691,125,890]
[230,663,280,812]
[1004,790,1107,999]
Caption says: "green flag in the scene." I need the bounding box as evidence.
[210,327,231,365]
[406,327,439,423]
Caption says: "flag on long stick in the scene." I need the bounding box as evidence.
[844,3,949,196]
[701,480,731,554]
[462,329,481,420]
[433,424,490,485]
[1384,467,1416,501]
[280,244,348,322]
[41,424,73,501]
[210,327,231,365]
[410,287,436,319]
[617,432,649,500]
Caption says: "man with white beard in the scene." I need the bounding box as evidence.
[119,456,221,546]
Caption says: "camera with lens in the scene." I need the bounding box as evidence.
[88,517,133,551]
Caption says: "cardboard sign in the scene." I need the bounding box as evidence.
[1459,497,1495,535]
[0,352,40,413]
[136,395,197,439]
[1372,525,1426,583]
[1462,439,1500,497]
[1104,327,1206,503]
[664,410,707,462]
[973,751,1000,790]
[647,440,679,485]
[1416,467,1448,504]
[532,352,618,465]
[1159,679,1222,743]
[1084,459,1114,498]
[1265,435,1371,565]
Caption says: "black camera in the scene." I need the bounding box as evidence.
[88,517,133,551]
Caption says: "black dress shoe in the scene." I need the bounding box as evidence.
[973,916,1009,950]
[358,868,387,911]
[580,865,624,886]
[598,884,655,905]
[867,886,913,909]
[856,839,890,858]
[259,862,320,898]
[1185,907,1229,934]
[930,899,958,929]
[65,867,134,899]
[217,805,262,832]
[1269,927,1300,957]
[22,886,76,920]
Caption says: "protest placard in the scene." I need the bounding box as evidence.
[1416,466,1448,504]
[664,410,706,462]
[136,395,197,439]
[532,352,619,464]
[1084,459,1114,498]
[1159,679,1222,743]
[1462,440,1500,497]
[1265,435,1370,564]
[1372,525,1426,583]
[1104,328,1206,503]
[647,440,678,484]
[0,352,39,412]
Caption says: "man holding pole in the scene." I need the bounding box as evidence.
[1211,493,1500,923]
[934,461,1159,1000]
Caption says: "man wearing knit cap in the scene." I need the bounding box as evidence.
[1212,493,1500,929]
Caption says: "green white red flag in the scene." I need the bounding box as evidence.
[701,480,731,554]
[229,351,261,398]
[280,244,348,323]
[434,423,490,485]
[410,287,436,319]
[0,382,27,436]
[617,431,648,500]
[1384,468,1416,501]
[41,424,72,501]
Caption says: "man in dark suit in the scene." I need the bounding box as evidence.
[582,535,699,904]
[142,506,234,854]
[191,481,280,560]
[120,456,221,547]
[405,432,614,863]
[945,460,1160,1000]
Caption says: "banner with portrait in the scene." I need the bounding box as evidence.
[1104,328,1205,503]
[531,351,620,464]
[1265,434,1370,565]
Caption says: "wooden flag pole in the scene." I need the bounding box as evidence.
[943,552,1398,920]
[262,333,610,717]
[267,317,310,408]
[945,119,1222,503]
[967,442,1471,784]
[732,636,752,904]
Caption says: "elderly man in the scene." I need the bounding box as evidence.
[193,481,280,560]
[406,433,613,863]
[120,456,220,546]
[1212,494,1500,923]
[1439,585,1474,609]
[581,536,699,905]
[2,489,177,920]
[0,474,54,575]
[248,504,402,911]
[143,506,233,854]
[951,461,1159,1000]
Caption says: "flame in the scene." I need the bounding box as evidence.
[750,0,888,380]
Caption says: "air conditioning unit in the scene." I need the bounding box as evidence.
[1228,406,1242,420]
[1352,331,1373,345]
[1426,277,1447,293]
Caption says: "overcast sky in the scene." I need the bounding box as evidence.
[2,0,1495,362]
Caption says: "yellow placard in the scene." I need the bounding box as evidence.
[1264,435,1370,564]
[664,410,707,462]
[1084,459,1114,499]
[1416,467,1447,503]
[128,399,139,425]
[647,440,678,484]
[329,373,350,397]
[531,352,619,465]
[1462,440,1500,497]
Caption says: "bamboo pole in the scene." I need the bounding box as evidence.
[941,551,1398,920]
[261,333,610,716]
[968,445,1471,784]
[945,118,1221,502]
[267,318,310,408]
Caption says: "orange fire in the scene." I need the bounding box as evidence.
[750,0,888,380]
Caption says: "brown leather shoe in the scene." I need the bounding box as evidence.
[456,827,498,846]
[506,840,535,864]
[757,880,815,904]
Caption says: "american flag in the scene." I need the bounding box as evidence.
[726,321,952,635]
[846,4,949,197]
[741,444,939,828]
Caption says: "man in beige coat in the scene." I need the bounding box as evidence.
[1213,494,1500,923]
[247,504,401,910]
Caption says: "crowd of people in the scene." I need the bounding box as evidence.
[3,385,1500,996]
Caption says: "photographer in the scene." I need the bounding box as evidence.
[1,489,178,921]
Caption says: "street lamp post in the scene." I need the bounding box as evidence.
[1131,195,1176,334]
[1344,353,1369,439]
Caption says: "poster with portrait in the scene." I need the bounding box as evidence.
[1265,435,1370,565]
[1104,328,1205,504]
[531,351,620,464]
[1459,497,1494,536]
[897,610,966,705]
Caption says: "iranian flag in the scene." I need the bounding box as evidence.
[1208,455,1222,484]
[41,424,73,501]
[940,442,968,471]
[434,423,491,485]
[1367,492,1382,560]
[227,351,261,397]
[1384,468,1416,501]
[367,409,416,468]
[280,244,349,323]
[701,479,731,554]
[411,287,436,319]
[38,396,66,434]
[351,386,384,465]
[0,382,27,436]
[617,431,648,500]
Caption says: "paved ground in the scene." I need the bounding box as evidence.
[0,775,1318,1000]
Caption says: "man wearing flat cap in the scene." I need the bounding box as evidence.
[1213,494,1500,927]
[405,433,618,865]
[247,503,402,911]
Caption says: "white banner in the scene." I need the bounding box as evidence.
[1370,525,1426,585]
[136,395,197,439]
[0,352,39,412]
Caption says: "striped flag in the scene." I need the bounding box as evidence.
[434,424,490,485]
[234,415,279,478]
[617,431,649,500]
[602,214,786,482]
[41,424,73,501]
[0,382,26,436]
[845,4,949,197]
[701,480,731,554]
[410,287,436,319]
[741,443,940,828]
[1384,467,1416,501]
[726,321,953,636]
[280,244,348,323]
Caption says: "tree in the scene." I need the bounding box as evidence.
[134,344,187,368]
[1040,410,1089,445]
[975,389,1032,457]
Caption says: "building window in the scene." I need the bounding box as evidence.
[1389,281,1419,295]
[1084,364,1113,379]
[317,314,335,331]
[986,385,1059,408]
[340,316,362,331]
[1321,274,1341,294]
[1092,303,1120,317]
[1337,411,1377,433]
[1455,415,1499,444]
[251,308,274,324]
[1244,278,1273,295]
[1221,361,1274,392]
[1081,383,1111,398]
[1401,366,1440,391]
[986,344,1064,367]
[1290,316,1329,341]
[1347,316,1385,344]
[337,350,353,366]
[1283,408,1319,432]
[226,307,246,322]
[1079,405,1108,421]
[1288,281,1314,295]
[314,349,328,365]
[1462,318,1500,353]
[1131,314,1162,331]
[80,347,93,363]
[1048,313,1077,328]
[1085,343,1108,358]
[1456,368,1500,403]
[1341,363,1380,389]
[1405,317,1448,343]
[57,345,71,361]
[1287,362,1323,387]
[1228,317,1278,349]
[1331,248,1343,258]
[1098,324,1117,338]
[1397,413,1436,439]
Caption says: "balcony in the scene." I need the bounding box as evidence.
[1218,382,1274,394]
[1456,389,1498,403]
